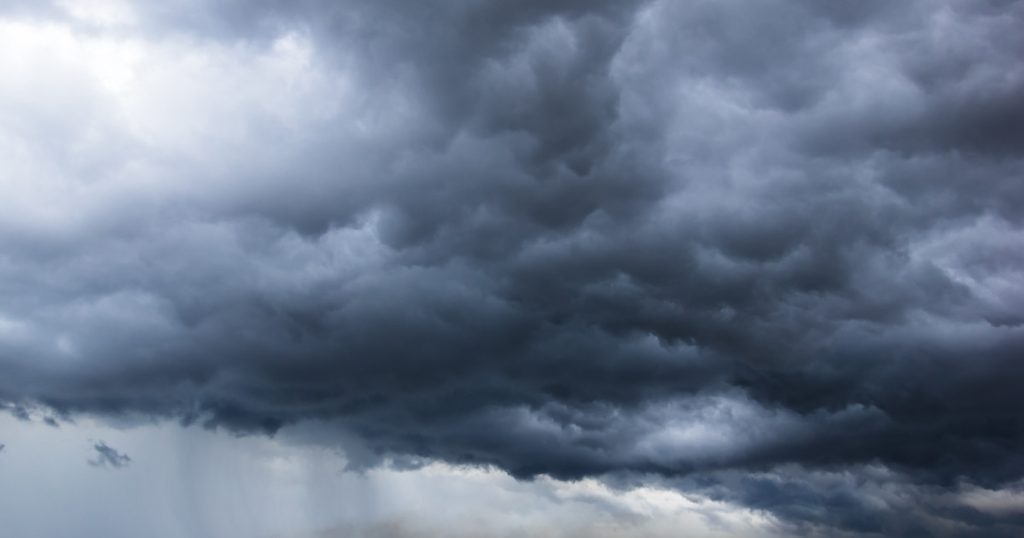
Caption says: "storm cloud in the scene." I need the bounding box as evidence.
[1,0,1023,535]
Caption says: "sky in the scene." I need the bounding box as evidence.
[1,0,1023,536]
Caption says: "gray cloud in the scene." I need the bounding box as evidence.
[89,441,132,469]
[1,0,1023,535]
[7,404,31,422]
[664,467,1024,538]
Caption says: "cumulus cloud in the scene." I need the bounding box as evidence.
[0,0,1022,534]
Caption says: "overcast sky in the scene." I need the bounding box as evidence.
[1,1,1023,536]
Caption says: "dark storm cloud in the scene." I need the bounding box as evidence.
[89,441,131,469]
[2,0,1024,534]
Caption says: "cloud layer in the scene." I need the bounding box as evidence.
[1,0,1023,534]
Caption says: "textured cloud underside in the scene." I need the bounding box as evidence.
[1,1,1023,535]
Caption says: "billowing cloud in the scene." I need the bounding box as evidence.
[1,0,1022,535]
